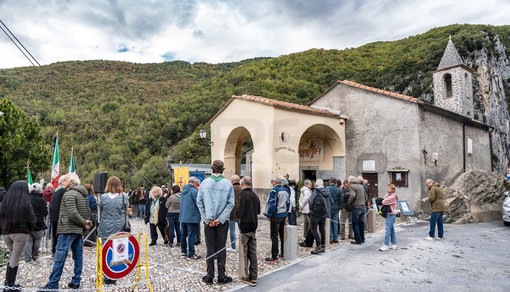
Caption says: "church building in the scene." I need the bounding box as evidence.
[208,38,492,211]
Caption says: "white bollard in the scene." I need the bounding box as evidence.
[284,225,297,261]
[325,218,331,248]
[238,234,245,278]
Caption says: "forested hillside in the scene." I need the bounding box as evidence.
[1,24,509,187]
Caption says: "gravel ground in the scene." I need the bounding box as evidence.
[1,212,386,291]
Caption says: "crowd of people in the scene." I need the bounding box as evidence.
[0,159,446,290]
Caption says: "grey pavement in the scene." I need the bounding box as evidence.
[232,220,510,292]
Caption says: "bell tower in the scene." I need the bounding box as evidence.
[432,36,474,118]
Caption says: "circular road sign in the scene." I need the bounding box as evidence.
[102,232,140,280]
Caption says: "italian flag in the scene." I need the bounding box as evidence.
[26,160,33,185]
[69,146,76,174]
[51,134,60,188]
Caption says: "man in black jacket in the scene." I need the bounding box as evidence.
[236,176,260,287]
[24,183,48,263]
[49,177,66,255]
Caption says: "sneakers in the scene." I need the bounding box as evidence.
[265,257,278,262]
[434,237,444,240]
[217,276,233,284]
[188,254,201,260]
[181,252,188,257]
[201,276,213,285]
[149,242,156,246]
[379,245,389,251]
[226,247,236,252]
[424,236,434,241]
[240,276,257,287]
[350,241,362,245]
[390,244,398,250]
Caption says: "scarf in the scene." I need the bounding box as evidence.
[151,197,160,225]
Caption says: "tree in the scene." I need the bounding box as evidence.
[0,98,51,187]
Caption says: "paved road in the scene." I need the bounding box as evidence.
[232,220,510,292]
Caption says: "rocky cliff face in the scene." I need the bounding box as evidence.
[466,33,510,173]
[420,171,508,223]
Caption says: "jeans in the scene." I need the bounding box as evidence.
[384,214,397,246]
[240,232,258,280]
[269,217,286,259]
[351,207,365,243]
[429,212,444,238]
[138,204,146,220]
[229,220,238,249]
[287,209,297,225]
[195,224,201,244]
[180,223,198,257]
[330,211,339,241]
[166,213,181,244]
[131,204,139,218]
[310,215,326,247]
[24,230,44,262]
[204,222,229,280]
[46,234,83,288]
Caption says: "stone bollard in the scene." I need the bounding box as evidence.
[367,208,376,233]
[238,235,245,278]
[283,225,297,261]
[325,218,331,248]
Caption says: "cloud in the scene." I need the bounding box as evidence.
[0,0,509,69]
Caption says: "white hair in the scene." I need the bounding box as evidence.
[356,176,364,183]
[348,176,357,183]
[67,173,81,186]
[30,183,42,193]
[426,178,434,184]
[316,179,324,187]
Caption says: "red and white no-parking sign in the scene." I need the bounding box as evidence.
[102,232,140,280]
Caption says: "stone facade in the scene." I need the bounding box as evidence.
[310,80,491,211]
[433,39,475,119]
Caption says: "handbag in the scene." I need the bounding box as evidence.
[122,193,131,232]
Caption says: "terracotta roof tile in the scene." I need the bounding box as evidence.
[234,94,339,117]
[339,80,421,104]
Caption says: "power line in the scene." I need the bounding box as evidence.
[0,19,156,188]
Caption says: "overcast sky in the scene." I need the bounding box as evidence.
[0,0,509,69]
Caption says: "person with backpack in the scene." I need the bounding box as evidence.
[308,179,332,254]
[263,177,289,262]
[379,184,398,251]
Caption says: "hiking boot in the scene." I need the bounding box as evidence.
[68,282,80,289]
[320,246,326,253]
[311,246,322,254]
[240,276,257,287]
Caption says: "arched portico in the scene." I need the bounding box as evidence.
[209,95,346,191]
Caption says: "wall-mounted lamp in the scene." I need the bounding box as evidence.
[199,129,213,145]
